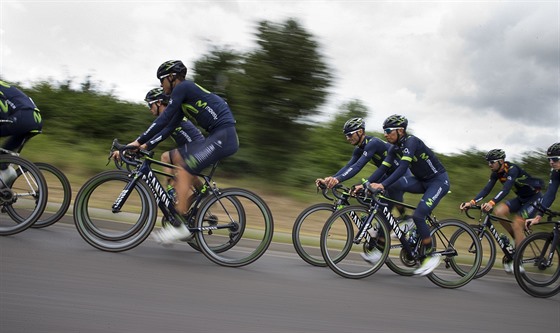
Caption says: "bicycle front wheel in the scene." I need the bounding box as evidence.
[195,188,274,267]
[320,205,390,279]
[73,170,158,252]
[32,162,72,228]
[427,219,482,289]
[0,155,47,235]
[292,203,335,267]
[513,232,560,298]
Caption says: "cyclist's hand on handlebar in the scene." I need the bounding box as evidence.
[324,176,339,189]
[111,151,121,161]
[315,178,326,188]
[481,201,495,212]
[525,215,541,231]
[459,200,474,211]
[367,182,384,192]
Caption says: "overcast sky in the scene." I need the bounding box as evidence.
[1,0,558,159]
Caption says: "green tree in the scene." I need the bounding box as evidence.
[232,18,333,178]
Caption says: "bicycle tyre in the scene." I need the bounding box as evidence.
[73,170,158,252]
[513,232,560,298]
[427,219,482,289]
[0,155,47,235]
[320,205,390,279]
[468,223,496,279]
[292,203,335,267]
[32,162,72,228]
[195,188,274,267]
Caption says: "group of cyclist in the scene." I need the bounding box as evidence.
[2,62,559,278]
[317,115,560,277]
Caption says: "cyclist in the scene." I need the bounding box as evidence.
[525,142,560,228]
[0,80,42,185]
[357,114,450,276]
[459,149,543,272]
[127,60,239,245]
[141,87,205,196]
[316,117,408,215]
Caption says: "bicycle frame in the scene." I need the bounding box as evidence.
[466,207,517,262]
[355,192,421,257]
[112,146,232,234]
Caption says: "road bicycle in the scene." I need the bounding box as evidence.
[459,205,523,278]
[1,119,72,228]
[73,139,274,267]
[0,152,47,235]
[320,189,482,289]
[513,205,560,298]
[292,183,413,267]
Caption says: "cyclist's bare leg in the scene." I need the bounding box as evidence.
[494,203,521,244]
[171,151,196,215]
[161,151,173,187]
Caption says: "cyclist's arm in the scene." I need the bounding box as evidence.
[539,170,560,213]
[137,104,182,146]
[144,123,182,151]
[472,174,498,203]
[333,150,360,180]
[491,167,519,203]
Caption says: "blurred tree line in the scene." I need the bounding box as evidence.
[1,18,555,211]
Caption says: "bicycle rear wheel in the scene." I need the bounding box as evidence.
[73,170,158,252]
[195,188,274,267]
[0,155,47,235]
[427,219,482,289]
[320,205,390,279]
[292,203,335,267]
[513,232,560,298]
[32,162,72,228]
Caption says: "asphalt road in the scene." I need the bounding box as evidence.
[1,221,558,333]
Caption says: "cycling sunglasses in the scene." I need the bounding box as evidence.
[487,159,501,165]
[383,127,403,134]
[548,156,560,163]
[344,129,360,137]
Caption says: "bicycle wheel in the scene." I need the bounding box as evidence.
[0,155,47,235]
[292,203,335,267]
[513,232,560,298]
[427,219,482,289]
[320,205,390,279]
[195,188,274,267]
[73,170,158,252]
[32,162,72,228]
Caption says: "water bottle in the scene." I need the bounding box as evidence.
[0,166,17,189]
[499,233,513,253]
[367,223,378,238]
[407,227,418,247]
[166,185,177,203]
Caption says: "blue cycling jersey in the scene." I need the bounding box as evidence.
[368,134,446,187]
[145,117,204,151]
[333,136,391,183]
[473,162,542,203]
[137,80,235,146]
[0,81,39,118]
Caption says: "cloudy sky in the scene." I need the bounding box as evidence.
[1,0,558,159]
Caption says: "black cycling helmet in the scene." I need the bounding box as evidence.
[342,117,365,134]
[383,114,408,129]
[485,149,506,161]
[546,142,560,156]
[144,87,169,104]
[156,60,187,80]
